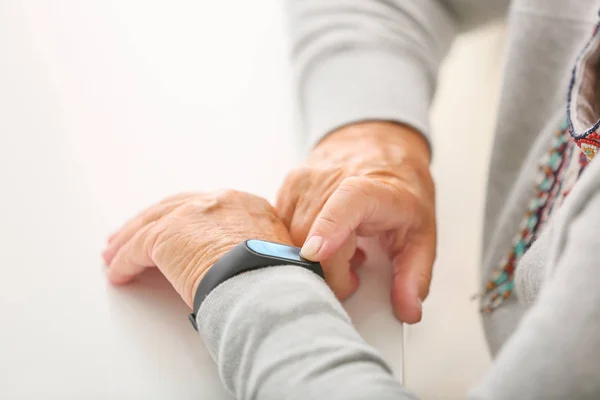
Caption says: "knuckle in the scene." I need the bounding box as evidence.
[317,214,339,230]
[158,192,195,205]
[419,280,431,300]
[315,212,353,238]
[340,175,365,188]
[215,188,239,201]
[176,194,225,215]
[419,267,433,286]
[175,201,205,215]
[217,189,269,208]
[416,264,433,300]
[338,176,373,197]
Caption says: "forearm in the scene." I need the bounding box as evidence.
[197,266,415,400]
[287,0,509,147]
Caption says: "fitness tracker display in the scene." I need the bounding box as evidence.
[189,240,324,331]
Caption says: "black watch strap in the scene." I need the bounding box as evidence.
[189,240,324,331]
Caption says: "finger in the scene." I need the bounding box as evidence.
[321,232,360,301]
[301,176,414,261]
[390,233,436,324]
[102,200,187,265]
[350,247,366,269]
[106,221,158,285]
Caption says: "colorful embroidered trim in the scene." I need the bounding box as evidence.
[481,120,589,312]
[481,18,600,312]
[573,131,600,160]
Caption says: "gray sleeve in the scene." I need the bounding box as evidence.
[196,188,600,400]
[469,183,600,398]
[197,266,416,400]
[287,0,510,147]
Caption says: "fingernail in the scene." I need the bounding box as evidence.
[301,236,323,260]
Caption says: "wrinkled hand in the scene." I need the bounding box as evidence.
[102,191,293,308]
[276,122,436,323]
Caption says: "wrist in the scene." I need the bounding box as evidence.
[188,235,294,308]
[185,242,237,309]
[188,240,324,331]
[312,121,431,167]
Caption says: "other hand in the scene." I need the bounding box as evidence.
[276,122,436,323]
[102,191,293,308]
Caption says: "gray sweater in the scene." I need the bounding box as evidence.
[197,0,600,398]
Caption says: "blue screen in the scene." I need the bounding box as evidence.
[246,240,306,262]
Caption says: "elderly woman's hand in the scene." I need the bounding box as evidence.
[276,122,436,323]
[102,191,293,308]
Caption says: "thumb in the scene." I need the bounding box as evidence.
[300,176,373,261]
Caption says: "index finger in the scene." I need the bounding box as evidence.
[300,176,413,261]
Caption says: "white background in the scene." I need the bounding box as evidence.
[0,1,505,398]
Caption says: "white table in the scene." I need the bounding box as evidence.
[0,2,403,398]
